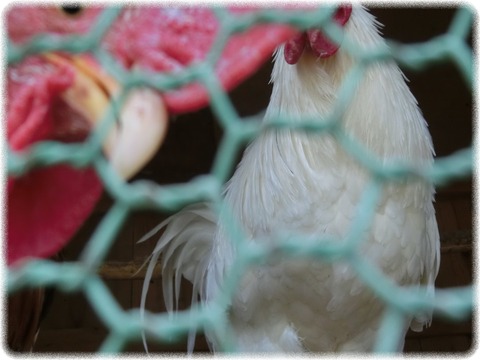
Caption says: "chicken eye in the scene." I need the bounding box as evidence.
[60,4,83,16]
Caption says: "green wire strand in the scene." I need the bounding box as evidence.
[6,5,473,354]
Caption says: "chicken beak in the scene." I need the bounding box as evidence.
[43,53,168,180]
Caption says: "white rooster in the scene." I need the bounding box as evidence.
[141,5,440,352]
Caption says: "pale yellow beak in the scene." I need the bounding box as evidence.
[43,53,168,180]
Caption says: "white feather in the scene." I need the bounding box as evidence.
[141,6,439,353]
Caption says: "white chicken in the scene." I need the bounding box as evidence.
[141,5,440,352]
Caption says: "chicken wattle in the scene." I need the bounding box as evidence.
[6,5,301,266]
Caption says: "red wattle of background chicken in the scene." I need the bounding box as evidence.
[6,6,301,266]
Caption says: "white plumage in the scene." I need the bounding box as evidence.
[141,6,440,352]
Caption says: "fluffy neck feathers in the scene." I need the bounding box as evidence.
[264,6,434,164]
[223,6,435,234]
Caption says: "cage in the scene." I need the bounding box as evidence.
[6,4,473,355]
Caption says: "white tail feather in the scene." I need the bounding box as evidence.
[139,203,217,352]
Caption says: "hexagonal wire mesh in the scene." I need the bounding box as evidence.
[6,4,473,354]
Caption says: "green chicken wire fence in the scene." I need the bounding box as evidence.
[6,4,474,354]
